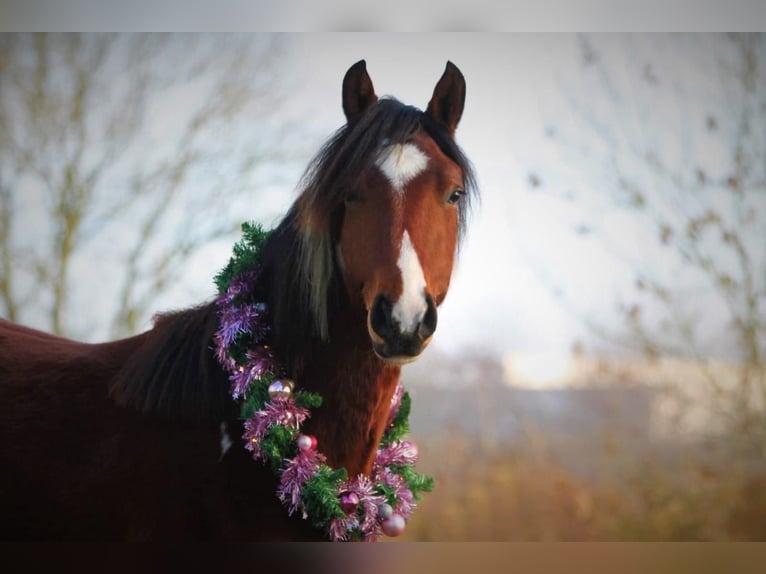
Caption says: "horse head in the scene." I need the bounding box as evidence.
[294,60,474,365]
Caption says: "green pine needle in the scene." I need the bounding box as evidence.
[228,333,255,365]
[301,466,349,527]
[214,221,271,294]
[348,529,365,541]
[381,392,411,445]
[374,483,399,507]
[260,425,299,473]
[239,375,275,419]
[389,463,435,500]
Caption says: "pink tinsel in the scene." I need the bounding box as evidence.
[216,268,426,542]
[227,347,279,398]
[219,271,258,305]
[245,347,278,377]
[329,475,385,540]
[374,468,416,520]
[217,303,268,349]
[328,516,352,542]
[214,271,269,363]
[214,340,237,373]
[242,418,265,459]
[373,440,419,472]
[242,397,310,460]
[278,449,325,517]
[386,384,405,427]
[228,366,254,400]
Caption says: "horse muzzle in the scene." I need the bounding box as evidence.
[367,293,437,364]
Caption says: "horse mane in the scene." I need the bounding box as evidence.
[109,304,233,423]
[109,97,477,422]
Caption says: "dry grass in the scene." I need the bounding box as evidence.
[401,433,766,541]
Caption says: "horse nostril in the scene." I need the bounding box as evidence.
[418,295,437,341]
[370,294,395,340]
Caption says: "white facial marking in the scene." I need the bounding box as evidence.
[392,231,427,333]
[375,143,428,193]
[219,422,232,460]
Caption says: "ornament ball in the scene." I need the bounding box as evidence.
[381,513,406,537]
[339,492,360,515]
[268,379,294,399]
[378,503,393,520]
[296,434,315,451]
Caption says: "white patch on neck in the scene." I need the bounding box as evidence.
[375,143,428,193]
[219,422,232,461]
[392,231,428,333]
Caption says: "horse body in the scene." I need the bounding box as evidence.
[0,316,320,540]
[0,60,475,540]
[0,301,396,541]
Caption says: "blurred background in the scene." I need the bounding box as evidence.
[1,33,764,540]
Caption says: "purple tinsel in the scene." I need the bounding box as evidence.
[328,475,385,541]
[228,366,256,400]
[374,468,416,520]
[214,269,269,368]
[246,346,279,377]
[219,270,259,305]
[386,384,405,427]
[216,302,269,349]
[242,397,310,460]
[216,264,426,542]
[214,273,276,397]
[227,346,279,398]
[278,449,325,517]
[328,515,352,542]
[373,440,419,472]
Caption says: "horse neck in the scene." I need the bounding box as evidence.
[258,223,402,477]
[295,306,402,478]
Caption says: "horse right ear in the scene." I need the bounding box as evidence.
[426,61,466,136]
[342,60,378,122]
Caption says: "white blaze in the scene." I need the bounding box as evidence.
[392,231,428,333]
[375,143,428,193]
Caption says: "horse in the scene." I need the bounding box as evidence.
[0,60,476,541]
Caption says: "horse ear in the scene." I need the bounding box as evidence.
[342,60,378,122]
[426,61,466,135]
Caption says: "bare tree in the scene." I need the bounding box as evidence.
[0,33,301,340]
[534,34,766,457]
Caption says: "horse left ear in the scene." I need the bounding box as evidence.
[426,61,466,135]
[343,60,378,123]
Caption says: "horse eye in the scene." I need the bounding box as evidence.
[344,191,361,204]
[446,188,465,205]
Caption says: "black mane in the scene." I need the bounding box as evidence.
[109,303,233,422]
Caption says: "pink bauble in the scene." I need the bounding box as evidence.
[339,491,360,515]
[381,513,406,537]
[296,434,313,451]
[268,379,294,399]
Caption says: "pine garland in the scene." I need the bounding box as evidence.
[213,222,433,541]
[213,221,270,294]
